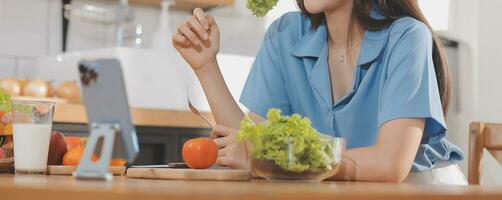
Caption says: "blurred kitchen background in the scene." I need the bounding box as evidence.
[0,0,501,184]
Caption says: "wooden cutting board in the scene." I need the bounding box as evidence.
[47,165,126,176]
[126,168,251,181]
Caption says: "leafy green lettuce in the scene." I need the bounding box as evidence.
[0,89,33,114]
[0,89,11,112]
[247,0,279,17]
[238,109,336,173]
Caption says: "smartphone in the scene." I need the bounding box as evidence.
[78,59,139,163]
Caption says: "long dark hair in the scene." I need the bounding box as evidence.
[297,0,451,116]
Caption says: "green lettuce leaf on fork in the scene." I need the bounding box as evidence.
[237,109,336,173]
[247,0,279,17]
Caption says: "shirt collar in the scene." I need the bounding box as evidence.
[289,24,328,58]
[290,8,390,66]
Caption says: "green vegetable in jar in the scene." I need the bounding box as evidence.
[237,109,337,173]
[246,0,279,17]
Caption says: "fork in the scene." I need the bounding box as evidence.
[187,97,213,128]
[209,0,224,12]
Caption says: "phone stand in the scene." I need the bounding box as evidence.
[75,123,120,181]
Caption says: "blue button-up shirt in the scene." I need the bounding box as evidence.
[239,11,463,171]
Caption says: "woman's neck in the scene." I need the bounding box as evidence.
[324,3,361,48]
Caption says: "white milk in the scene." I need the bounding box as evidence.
[13,124,52,172]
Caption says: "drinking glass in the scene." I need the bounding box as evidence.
[12,100,55,175]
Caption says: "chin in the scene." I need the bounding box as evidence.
[303,0,347,14]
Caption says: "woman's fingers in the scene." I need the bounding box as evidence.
[193,8,209,30]
[212,125,238,148]
[206,14,216,30]
[173,8,216,49]
[187,15,208,40]
[218,146,228,157]
[210,130,218,139]
[172,32,189,47]
[213,136,230,149]
[212,124,234,137]
[216,156,228,167]
[177,20,200,46]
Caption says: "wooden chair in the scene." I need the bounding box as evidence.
[468,122,502,184]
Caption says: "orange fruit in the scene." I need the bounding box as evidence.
[63,147,84,166]
[65,136,84,150]
[3,123,12,135]
[0,123,4,135]
[182,138,218,169]
[110,159,126,166]
[63,147,98,166]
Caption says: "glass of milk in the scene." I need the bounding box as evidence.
[11,100,55,175]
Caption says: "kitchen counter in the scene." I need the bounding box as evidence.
[1,175,501,200]
[54,103,214,129]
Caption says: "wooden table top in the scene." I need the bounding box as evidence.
[53,103,214,129]
[1,175,502,200]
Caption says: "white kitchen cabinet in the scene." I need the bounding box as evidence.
[16,58,37,79]
[0,57,16,78]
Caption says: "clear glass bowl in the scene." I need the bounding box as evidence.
[248,136,344,182]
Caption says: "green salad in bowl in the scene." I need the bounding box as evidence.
[238,109,344,182]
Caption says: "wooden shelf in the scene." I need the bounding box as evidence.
[129,0,234,10]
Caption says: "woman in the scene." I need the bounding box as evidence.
[172,0,465,184]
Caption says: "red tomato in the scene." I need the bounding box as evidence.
[182,138,218,169]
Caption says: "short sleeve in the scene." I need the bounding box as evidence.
[239,20,291,118]
[378,22,447,144]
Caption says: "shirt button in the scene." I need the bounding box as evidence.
[331,113,341,137]
[329,113,335,130]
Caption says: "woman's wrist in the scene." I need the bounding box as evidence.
[194,60,219,83]
[193,57,218,76]
[328,153,358,181]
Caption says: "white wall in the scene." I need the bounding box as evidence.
[475,0,502,185]
[445,0,502,185]
[0,0,61,79]
[441,0,479,180]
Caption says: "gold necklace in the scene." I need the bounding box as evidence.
[331,40,361,64]
[333,48,349,64]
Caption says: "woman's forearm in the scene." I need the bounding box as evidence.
[331,119,424,182]
[333,147,408,182]
[194,60,244,129]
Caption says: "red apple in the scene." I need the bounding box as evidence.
[1,136,13,148]
[0,148,6,159]
[47,131,68,165]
